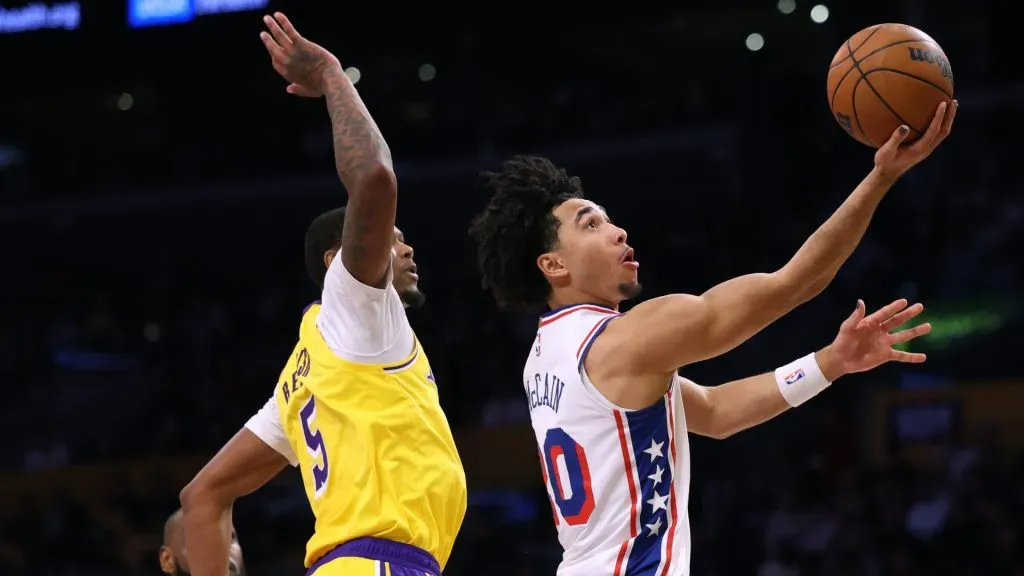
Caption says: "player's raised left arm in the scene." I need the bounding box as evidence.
[683,298,931,439]
[607,102,955,376]
[261,12,396,288]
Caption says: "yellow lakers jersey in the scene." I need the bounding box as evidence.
[274,303,467,569]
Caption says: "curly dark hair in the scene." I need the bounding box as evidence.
[304,207,346,290]
[468,155,584,311]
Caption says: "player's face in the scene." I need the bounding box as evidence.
[545,198,641,305]
[391,227,426,310]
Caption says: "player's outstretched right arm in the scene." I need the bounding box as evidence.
[602,101,956,376]
[261,12,396,288]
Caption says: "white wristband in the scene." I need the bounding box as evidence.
[774,352,831,407]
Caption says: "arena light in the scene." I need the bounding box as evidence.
[810,4,829,23]
[0,145,25,169]
[418,64,436,82]
[777,0,796,15]
[0,2,80,34]
[117,93,134,111]
[745,33,765,52]
[128,0,269,29]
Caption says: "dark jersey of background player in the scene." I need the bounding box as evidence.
[160,508,244,576]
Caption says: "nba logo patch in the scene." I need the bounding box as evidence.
[534,334,542,357]
[784,369,805,385]
[426,369,435,383]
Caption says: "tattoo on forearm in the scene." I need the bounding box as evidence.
[322,68,392,191]
[322,68,393,272]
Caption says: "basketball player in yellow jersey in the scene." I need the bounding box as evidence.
[179,12,466,576]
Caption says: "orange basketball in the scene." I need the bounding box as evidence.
[826,23,954,148]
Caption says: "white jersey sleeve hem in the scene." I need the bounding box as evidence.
[316,252,415,365]
[244,396,299,467]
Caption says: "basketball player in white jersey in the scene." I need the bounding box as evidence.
[469,101,956,575]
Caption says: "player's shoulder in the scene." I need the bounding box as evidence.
[591,293,700,348]
[530,303,620,370]
[319,256,406,330]
[314,252,413,361]
[322,253,399,306]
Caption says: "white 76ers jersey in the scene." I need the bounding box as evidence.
[524,304,692,576]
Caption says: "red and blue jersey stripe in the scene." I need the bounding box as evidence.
[613,391,680,575]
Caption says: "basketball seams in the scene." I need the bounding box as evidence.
[847,35,938,145]
[863,68,954,101]
[860,38,940,61]
[849,75,873,147]
[829,62,856,136]
[844,38,873,146]
[828,38,942,115]
[829,24,882,69]
[854,68,925,140]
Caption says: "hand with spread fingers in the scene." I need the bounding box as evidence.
[259,12,342,98]
[874,100,958,181]
[818,298,932,379]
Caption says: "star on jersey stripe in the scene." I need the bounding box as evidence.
[646,490,669,513]
[642,438,664,462]
[647,464,664,487]
[645,515,664,537]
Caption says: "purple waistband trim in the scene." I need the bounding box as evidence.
[306,537,441,576]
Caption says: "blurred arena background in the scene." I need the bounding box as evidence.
[1,0,1022,574]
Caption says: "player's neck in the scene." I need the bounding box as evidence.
[547,287,619,313]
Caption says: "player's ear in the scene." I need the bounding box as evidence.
[158,545,175,574]
[323,249,337,270]
[537,252,569,283]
